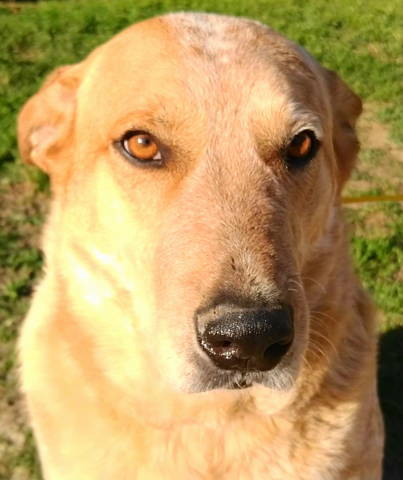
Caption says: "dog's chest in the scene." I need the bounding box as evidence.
[142,422,296,479]
[136,415,350,480]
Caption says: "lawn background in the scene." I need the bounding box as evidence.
[0,0,402,479]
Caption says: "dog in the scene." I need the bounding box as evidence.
[17,12,384,479]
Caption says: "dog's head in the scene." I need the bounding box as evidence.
[18,14,361,412]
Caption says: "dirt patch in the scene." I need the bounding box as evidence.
[0,2,37,14]
[358,104,403,158]
[344,104,403,235]
[347,104,403,195]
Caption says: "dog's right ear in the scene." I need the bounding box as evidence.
[17,63,84,175]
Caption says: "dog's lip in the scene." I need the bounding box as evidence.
[196,358,267,390]
[216,370,266,391]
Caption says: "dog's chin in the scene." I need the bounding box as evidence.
[134,358,299,427]
[178,367,298,417]
[155,344,301,400]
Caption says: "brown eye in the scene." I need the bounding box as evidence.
[119,131,162,165]
[285,130,319,167]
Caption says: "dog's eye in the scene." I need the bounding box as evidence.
[118,131,162,165]
[285,130,319,168]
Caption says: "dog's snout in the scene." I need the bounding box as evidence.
[197,306,294,371]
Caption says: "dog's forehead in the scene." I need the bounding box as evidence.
[164,13,312,71]
[77,13,323,139]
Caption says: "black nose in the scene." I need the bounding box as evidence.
[197,306,293,371]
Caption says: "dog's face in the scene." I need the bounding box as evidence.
[18,14,361,409]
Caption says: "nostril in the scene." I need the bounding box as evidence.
[263,340,292,362]
[200,336,235,356]
[211,340,234,355]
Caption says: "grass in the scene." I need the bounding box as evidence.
[0,1,402,478]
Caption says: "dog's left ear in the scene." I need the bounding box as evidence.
[325,69,362,189]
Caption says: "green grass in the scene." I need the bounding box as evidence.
[0,1,402,478]
[352,205,403,319]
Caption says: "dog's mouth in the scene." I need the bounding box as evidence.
[228,374,255,390]
[224,370,269,390]
[195,366,269,392]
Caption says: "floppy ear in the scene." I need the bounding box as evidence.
[17,63,84,175]
[325,69,362,189]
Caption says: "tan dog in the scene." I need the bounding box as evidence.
[18,13,384,479]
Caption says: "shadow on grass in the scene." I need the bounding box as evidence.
[379,326,403,480]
